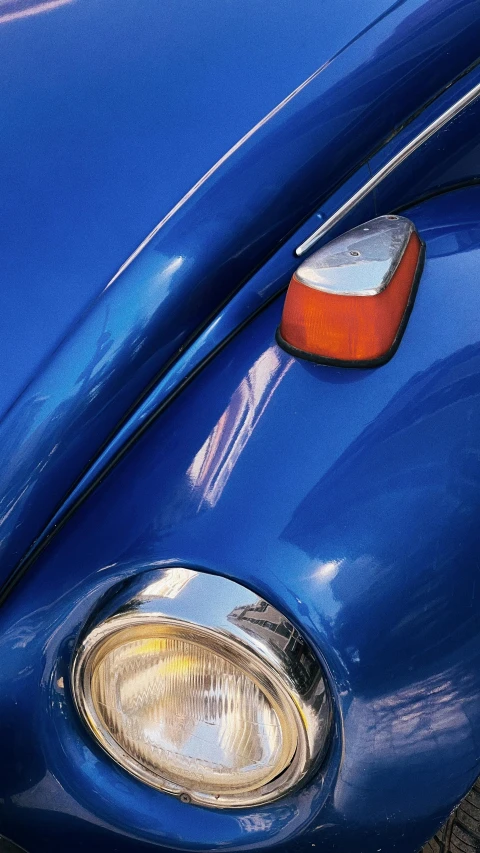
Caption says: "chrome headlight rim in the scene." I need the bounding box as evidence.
[71,567,332,808]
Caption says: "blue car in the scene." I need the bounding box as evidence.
[1,0,480,851]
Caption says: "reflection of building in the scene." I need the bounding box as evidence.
[187,348,291,509]
[228,601,317,694]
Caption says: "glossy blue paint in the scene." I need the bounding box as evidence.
[0,189,480,851]
[2,2,480,593]
[23,167,376,562]
[371,69,480,215]
[25,57,480,551]
[0,0,398,419]
[309,61,480,246]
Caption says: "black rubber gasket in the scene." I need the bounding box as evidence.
[276,239,425,369]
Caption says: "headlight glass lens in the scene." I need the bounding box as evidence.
[90,629,296,795]
[73,568,331,807]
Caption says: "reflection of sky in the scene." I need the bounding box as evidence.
[139,567,197,600]
[140,570,259,639]
[188,347,292,508]
[147,255,186,301]
[416,224,480,258]
[0,0,73,24]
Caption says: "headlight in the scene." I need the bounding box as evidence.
[72,567,331,808]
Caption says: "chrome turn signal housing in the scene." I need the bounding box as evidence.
[72,567,331,808]
[278,215,424,366]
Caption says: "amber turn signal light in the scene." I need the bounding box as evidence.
[277,216,424,367]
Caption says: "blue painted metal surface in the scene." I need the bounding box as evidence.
[21,60,480,566]
[0,0,398,419]
[17,167,376,571]
[2,0,480,593]
[371,70,480,215]
[0,188,479,851]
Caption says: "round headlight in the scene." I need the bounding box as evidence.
[72,568,331,808]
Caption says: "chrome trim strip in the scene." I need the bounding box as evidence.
[295,80,480,257]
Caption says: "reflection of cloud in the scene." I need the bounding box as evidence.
[139,567,197,600]
[188,347,292,508]
[314,559,343,583]
[0,0,73,25]
[237,813,276,833]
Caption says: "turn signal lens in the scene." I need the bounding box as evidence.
[278,215,423,366]
[72,567,331,808]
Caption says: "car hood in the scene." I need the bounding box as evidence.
[0,0,398,418]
